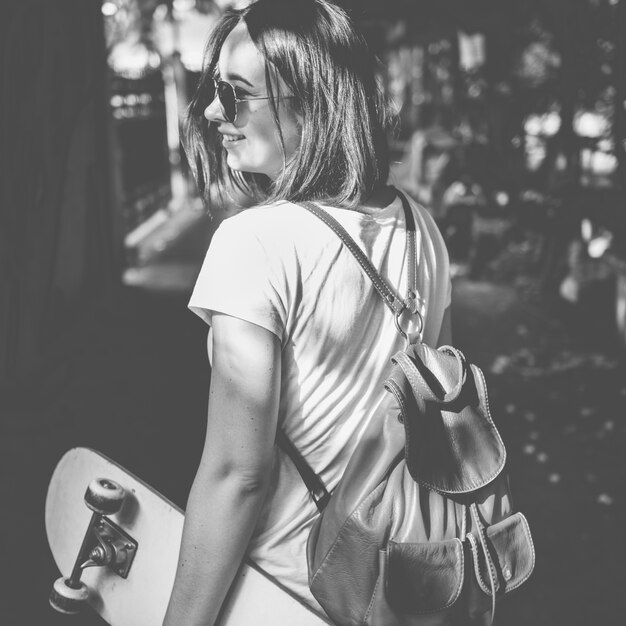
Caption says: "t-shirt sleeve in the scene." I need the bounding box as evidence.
[420,204,452,309]
[409,199,452,346]
[440,249,452,310]
[188,216,288,339]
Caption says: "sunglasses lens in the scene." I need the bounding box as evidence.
[217,81,237,122]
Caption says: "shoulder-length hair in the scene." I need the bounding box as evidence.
[184,0,391,209]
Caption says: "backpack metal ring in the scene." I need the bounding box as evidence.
[394,306,424,343]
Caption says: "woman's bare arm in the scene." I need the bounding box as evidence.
[163,313,281,626]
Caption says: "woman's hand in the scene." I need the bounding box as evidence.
[163,313,281,626]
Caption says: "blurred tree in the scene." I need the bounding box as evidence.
[1,0,119,385]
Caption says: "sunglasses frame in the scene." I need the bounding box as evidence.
[210,77,274,124]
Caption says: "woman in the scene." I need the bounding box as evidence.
[164,1,451,623]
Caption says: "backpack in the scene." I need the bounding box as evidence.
[276,193,535,626]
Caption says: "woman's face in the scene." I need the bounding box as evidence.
[204,22,301,180]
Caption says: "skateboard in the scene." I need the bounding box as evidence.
[46,447,331,625]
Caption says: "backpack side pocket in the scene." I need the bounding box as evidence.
[465,512,536,618]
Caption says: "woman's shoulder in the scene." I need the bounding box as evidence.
[397,191,449,275]
[399,191,435,224]
[213,201,316,253]
[219,201,306,230]
[402,192,445,240]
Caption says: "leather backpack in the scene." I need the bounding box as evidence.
[277,193,535,626]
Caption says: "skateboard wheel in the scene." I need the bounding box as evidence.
[49,577,89,614]
[84,477,125,515]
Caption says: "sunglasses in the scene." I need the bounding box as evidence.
[207,77,293,124]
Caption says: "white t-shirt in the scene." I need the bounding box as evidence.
[188,193,451,611]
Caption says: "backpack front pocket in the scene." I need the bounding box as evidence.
[384,539,465,614]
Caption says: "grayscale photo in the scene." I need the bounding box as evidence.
[1,0,625,624]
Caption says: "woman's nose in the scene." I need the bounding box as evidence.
[204,96,226,123]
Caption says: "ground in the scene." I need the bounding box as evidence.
[2,208,625,624]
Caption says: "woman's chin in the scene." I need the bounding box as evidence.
[225,153,244,171]
[226,157,270,178]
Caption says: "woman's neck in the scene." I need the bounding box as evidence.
[361,185,396,210]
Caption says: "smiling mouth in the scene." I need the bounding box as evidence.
[222,134,245,145]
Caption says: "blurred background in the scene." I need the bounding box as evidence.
[1,0,625,623]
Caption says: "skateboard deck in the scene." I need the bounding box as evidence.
[46,447,331,626]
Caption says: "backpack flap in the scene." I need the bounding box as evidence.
[465,512,536,618]
[384,538,465,614]
[385,344,506,495]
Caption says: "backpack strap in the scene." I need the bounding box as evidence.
[297,190,423,338]
[277,189,422,512]
[276,429,330,513]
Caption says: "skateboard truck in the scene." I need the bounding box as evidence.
[50,477,138,614]
[80,515,137,578]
